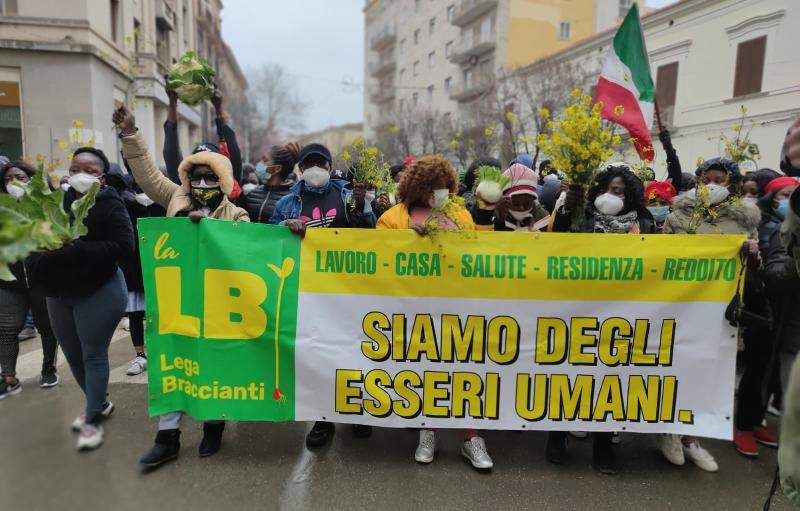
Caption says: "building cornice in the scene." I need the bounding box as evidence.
[725,9,785,40]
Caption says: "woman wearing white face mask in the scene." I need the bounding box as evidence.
[546,164,654,476]
[473,163,550,232]
[659,157,761,474]
[0,161,61,400]
[377,156,494,471]
[31,147,134,451]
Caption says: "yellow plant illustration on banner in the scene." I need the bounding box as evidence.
[267,257,296,403]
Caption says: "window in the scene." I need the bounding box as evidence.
[0,0,18,15]
[733,36,767,97]
[133,18,141,51]
[447,4,455,23]
[0,78,23,159]
[559,22,571,40]
[413,92,419,106]
[618,0,633,18]
[110,0,120,42]
[157,25,171,69]
[413,61,420,76]
[182,1,190,48]
[445,41,453,58]
[444,77,452,91]
[399,68,406,83]
[655,62,678,126]
[429,17,436,35]
[480,15,494,42]
[428,51,436,68]
[399,38,406,54]
[428,85,434,102]
[464,69,473,89]
[462,29,473,49]
[414,29,420,45]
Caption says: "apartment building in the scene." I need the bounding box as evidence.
[505,0,799,174]
[363,0,646,141]
[0,0,246,170]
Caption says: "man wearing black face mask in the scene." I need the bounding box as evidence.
[114,104,249,470]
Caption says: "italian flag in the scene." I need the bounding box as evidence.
[595,4,656,161]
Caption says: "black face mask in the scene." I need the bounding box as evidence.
[191,187,223,211]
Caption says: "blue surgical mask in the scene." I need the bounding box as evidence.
[648,205,670,222]
[255,161,272,181]
[775,199,789,219]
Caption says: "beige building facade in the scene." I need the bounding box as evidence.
[363,0,647,142]
[0,0,246,171]
[299,122,364,158]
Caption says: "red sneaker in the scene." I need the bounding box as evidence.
[754,427,778,448]
[733,430,759,457]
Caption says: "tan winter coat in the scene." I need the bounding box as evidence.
[662,192,760,238]
[120,131,249,221]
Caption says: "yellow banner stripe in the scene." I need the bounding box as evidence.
[298,230,744,303]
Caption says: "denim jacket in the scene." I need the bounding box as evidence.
[269,179,376,228]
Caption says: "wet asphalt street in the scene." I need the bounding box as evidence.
[0,329,794,511]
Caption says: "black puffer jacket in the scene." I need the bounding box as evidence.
[120,194,165,293]
[765,228,800,355]
[551,204,655,234]
[32,186,135,298]
[0,256,40,291]
[243,182,294,224]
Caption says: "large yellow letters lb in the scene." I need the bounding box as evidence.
[203,269,267,339]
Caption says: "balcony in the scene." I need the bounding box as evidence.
[370,25,397,50]
[368,59,397,78]
[449,79,493,103]
[448,37,496,65]
[370,86,396,104]
[451,0,498,27]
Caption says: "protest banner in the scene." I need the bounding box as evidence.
[139,217,743,439]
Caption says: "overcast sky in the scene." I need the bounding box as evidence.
[222,0,676,135]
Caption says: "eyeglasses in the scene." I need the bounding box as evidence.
[189,174,219,185]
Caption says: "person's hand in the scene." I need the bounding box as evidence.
[564,183,584,212]
[286,219,307,238]
[352,181,366,211]
[211,88,223,112]
[164,75,178,105]
[410,224,428,236]
[744,239,759,256]
[188,210,206,224]
[112,105,136,136]
[494,197,511,219]
[377,193,391,211]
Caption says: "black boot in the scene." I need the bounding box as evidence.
[140,429,180,469]
[352,424,373,438]
[306,421,335,448]
[592,433,618,475]
[545,431,568,464]
[199,422,225,458]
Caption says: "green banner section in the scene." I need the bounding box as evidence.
[138,218,300,421]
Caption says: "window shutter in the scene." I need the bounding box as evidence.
[655,62,678,126]
[733,36,766,97]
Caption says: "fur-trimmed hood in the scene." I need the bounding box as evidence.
[177,151,236,198]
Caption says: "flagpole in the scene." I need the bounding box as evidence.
[654,97,665,133]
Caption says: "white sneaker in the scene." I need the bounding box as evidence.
[683,440,718,472]
[569,431,588,439]
[660,434,685,466]
[72,401,115,432]
[120,317,130,331]
[414,429,438,464]
[461,436,493,470]
[126,356,147,376]
[77,423,104,450]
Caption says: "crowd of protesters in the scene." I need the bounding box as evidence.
[2,87,800,504]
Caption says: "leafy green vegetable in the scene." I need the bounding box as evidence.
[167,51,216,106]
[0,171,99,281]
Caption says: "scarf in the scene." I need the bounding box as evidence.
[593,209,639,234]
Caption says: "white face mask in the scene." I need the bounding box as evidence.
[242,183,258,195]
[60,183,70,192]
[302,166,330,188]
[7,182,25,200]
[700,183,730,205]
[509,209,532,221]
[429,188,450,208]
[365,190,377,203]
[68,173,100,194]
[742,196,758,204]
[594,192,625,216]
[135,192,154,207]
